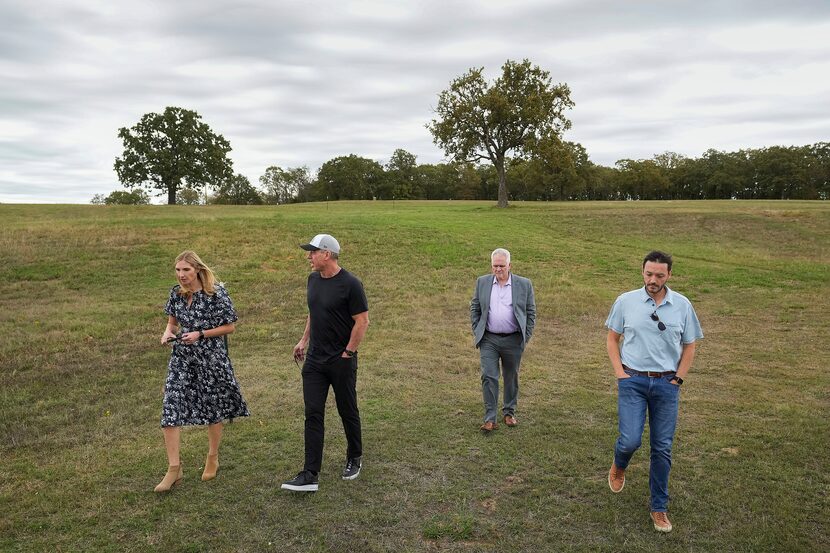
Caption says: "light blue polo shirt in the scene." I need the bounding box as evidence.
[605,286,703,373]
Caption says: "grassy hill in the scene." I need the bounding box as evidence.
[1,200,828,552]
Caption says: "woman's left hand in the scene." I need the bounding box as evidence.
[180,331,201,345]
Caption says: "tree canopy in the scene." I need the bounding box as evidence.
[384,149,420,199]
[259,166,310,205]
[315,155,384,200]
[90,189,151,205]
[428,59,574,207]
[211,174,263,205]
[114,107,234,204]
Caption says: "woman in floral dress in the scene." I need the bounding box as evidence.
[154,250,249,492]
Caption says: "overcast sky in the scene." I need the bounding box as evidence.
[2,0,829,203]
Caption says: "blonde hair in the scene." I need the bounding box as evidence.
[175,250,217,296]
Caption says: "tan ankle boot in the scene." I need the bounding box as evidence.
[154,464,183,492]
[201,454,219,481]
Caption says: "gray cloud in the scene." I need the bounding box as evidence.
[1,0,829,202]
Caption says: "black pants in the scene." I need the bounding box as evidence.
[302,355,362,473]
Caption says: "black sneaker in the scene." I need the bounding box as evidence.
[342,457,362,480]
[281,470,319,492]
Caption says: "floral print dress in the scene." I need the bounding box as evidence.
[161,284,249,427]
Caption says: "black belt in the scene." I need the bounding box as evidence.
[623,364,675,378]
[486,331,520,337]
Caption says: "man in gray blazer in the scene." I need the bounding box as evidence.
[470,248,536,432]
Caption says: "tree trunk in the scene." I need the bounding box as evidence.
[167,185,176,205]
[496,158,508,208]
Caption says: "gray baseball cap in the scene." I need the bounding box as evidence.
[299,233,341,254]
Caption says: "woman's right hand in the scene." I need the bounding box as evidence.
[161,331,177,345]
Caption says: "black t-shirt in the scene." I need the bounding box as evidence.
[306,268,368,364]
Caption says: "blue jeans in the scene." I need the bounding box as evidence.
[614,370,680,512]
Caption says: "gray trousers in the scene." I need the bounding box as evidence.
[479,331,524,422]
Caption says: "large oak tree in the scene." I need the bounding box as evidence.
[428,59,574,207]
[114,107,234,204]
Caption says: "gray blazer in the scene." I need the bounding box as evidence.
[470,273,536,348]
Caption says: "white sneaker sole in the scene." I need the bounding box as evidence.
[342,468,361,480]
[281,483,318,492]
[653,522,672,532]
[651,513,672,532]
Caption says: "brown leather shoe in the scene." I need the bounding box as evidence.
[480,421,498,432]
[650,511,672,532]
[608,463,625,493]
[503,415,518,427]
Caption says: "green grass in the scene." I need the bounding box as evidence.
[1,200,828,552]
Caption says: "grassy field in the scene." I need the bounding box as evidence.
[1,200,828,552]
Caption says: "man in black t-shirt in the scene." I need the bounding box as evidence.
[281,233,369,493]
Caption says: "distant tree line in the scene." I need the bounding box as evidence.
[233,141,830,203]
[104,61,828,205]
[98,142,829,205]
[243,143,830,203]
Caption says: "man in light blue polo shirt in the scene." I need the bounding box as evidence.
[605,250,703,533]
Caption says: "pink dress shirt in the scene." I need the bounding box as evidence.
[486,274,520,334]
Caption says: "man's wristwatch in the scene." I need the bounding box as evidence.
[344,349,357,358]
[672,376,683,385]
